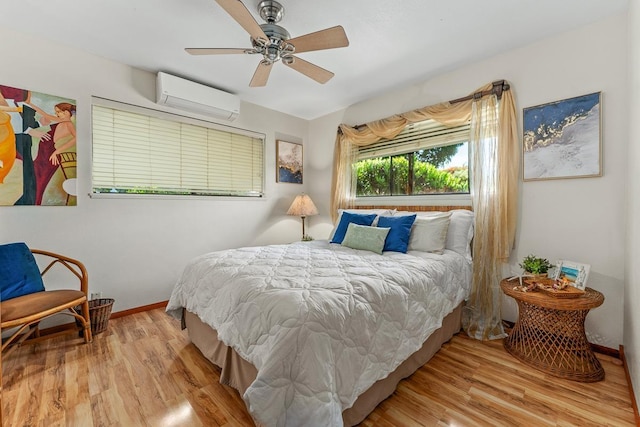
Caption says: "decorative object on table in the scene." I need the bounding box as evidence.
[506,276,537,292]
[523,277,586,298]
[287,193,318,241]
[518,254,553,279]
[276,140,303,183]
[1,84,78,206]
[523,92,601,181]
[554,260,590,290]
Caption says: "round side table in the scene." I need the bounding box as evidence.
[500,278,605,382]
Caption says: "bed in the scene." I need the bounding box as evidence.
[166,207,474,426]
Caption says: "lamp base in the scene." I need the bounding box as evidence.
[302,234,314,242]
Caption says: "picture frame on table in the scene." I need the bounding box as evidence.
[276,140,303,184]
[523,92,602,181]
[554,260,590,290]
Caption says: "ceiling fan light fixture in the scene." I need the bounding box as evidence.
[258,0,285,24]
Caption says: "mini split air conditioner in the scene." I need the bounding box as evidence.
[156,72,240,121]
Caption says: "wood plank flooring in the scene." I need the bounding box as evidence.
[2,308,636,426]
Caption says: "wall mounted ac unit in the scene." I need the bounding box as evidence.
[156,72,240,121]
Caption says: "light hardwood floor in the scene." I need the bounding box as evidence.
[2,309,636,426]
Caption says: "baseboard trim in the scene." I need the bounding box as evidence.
[620,345,640,426]
[110,300,169,319]
[592,343,621,359]
[20,300,170,339]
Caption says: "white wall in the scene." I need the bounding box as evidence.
[1,14,632,353]
[625,0,640,412]
[308,14,628,348]
[0,27,311,313]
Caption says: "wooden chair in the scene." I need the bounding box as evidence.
[1,247,92,356]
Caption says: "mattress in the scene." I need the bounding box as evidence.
[167,240,471,426]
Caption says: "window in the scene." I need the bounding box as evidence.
[91,98,264,197]
[355,119,470,197]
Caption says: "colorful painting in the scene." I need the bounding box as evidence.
[276,140,303,184]
[0,85,76,206]
[523,92,601,181]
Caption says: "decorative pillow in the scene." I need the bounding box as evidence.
[329,209,395,241]
[376,214,417,253]
[330,212,378,244]
[341,223,390,254]
[0,242,45,301]
[407,212,452,253]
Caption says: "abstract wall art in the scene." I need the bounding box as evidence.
[523,92,601,181]
[276,140,303,184]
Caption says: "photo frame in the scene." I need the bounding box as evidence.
[523,92,602,181]
[276,140,303,184]
[554,260,590,290]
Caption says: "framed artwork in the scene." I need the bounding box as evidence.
[276,140,303,184]
[1,84,77,206]
[554,260,590,290]
[523,92,601,181]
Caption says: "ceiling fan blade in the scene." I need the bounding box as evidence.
[284,56,334,84]
[215,0,268,42]
[250,61,273,87]
[287,26,349,54]
[185,48,254,55]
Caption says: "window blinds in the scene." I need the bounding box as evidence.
[357,119,470,160]
[92,103,264,197]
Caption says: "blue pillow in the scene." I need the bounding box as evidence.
[377,214,417,253]
[330,212,377,244]
[0,242,45,301]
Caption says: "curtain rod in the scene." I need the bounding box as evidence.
[347,80,510,131]
[448,80,510,104]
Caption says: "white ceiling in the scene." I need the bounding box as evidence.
[4,0,628,120]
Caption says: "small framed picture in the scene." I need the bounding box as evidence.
[276,140,303,184]
[554,260,590,290]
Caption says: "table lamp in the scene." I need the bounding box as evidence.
[287,193,318,241]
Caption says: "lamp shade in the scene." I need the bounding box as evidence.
[287,193,318,217]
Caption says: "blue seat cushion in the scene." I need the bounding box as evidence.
[377,214,417,253]
[0,242,45,301]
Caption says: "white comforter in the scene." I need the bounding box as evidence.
[166,240,471,427]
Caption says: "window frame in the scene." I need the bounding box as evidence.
[90,97,265,200]
[354,119,471,201]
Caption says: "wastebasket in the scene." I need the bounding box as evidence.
[87,298,115,334]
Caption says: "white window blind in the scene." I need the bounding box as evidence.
[92,101,264,197]
[357,119,470,160]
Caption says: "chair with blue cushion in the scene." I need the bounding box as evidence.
[1,242,92,355]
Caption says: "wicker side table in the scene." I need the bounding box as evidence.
[500,278,605,382]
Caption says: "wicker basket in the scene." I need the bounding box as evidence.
[87,298,115,334]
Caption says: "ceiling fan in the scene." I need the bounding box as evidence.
[186,0,349,87]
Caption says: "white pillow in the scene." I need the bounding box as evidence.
[329,208,395,240]
[395,209,475,260]
[445,209,475,261]
[407,212,452,253]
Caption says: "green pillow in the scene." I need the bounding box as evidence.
[341,223,390,254]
